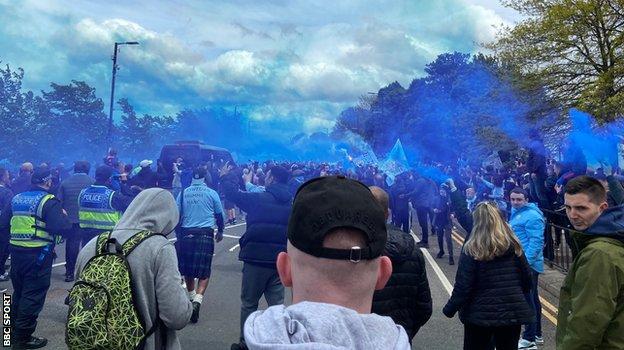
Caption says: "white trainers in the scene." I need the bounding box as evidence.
[535,336,544,345]
[518,339,537,350]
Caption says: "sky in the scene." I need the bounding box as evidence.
[0,0,522,135]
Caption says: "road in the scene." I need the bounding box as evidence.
[1,220,558,349]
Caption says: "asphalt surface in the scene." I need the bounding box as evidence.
[1,217,558,350]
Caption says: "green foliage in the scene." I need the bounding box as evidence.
[0,62,251,165]
[0,64,37,162]
[334,52,554,164]
[39,80,109,161]
[0,65,161,163]
[490,0,624,123]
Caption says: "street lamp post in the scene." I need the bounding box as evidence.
[107,41,139,148]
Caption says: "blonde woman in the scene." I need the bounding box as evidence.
[443,202,535,350]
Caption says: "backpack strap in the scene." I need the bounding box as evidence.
[121,230,164,257]
[96,231,112,254]
[121,230,164,350]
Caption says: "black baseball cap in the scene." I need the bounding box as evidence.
[31,167,52,184]
[287,175,387,262]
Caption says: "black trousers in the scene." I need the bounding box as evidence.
[10,247,53,342]
[82,230,101,247]
[0,234,9,275]
[434,225,453,256]
[396,210,410,233]
[416,206,430,243]
[64,223,82,276]
[463,323,521,350]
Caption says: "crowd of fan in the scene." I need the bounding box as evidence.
[0,137,622,350]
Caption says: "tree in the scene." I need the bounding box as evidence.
[117,98,153,161]
[117,98,177,162]
[333,52,549,164]
[489,0,624,123]
[0,64,39,163]
[38,80,109,162]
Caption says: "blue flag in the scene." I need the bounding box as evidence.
[352,143,378,166]
[380,139,410,186]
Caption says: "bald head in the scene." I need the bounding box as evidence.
[20,162,33,174]
[369,186,389,220]
[276,227,392,314]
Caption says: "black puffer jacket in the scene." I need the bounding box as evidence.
[449,188,473,236]
[372,227,432,340]
[221,173,292,267]
[443,248,535,327]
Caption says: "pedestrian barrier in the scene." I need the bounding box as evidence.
[542,208,574,273]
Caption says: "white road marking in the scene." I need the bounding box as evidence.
[51,223,247,268]
[225,223,247,229]
[410,230,454,296]
[415,229,560,325]
[229,244,240,252]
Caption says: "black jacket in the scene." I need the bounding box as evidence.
[372,228,432,340]
[0,185,13,217]
[449,188,473,236]
[128,167,157,189]
[527,139,547,177]
[221,174,292,267]
[432,195,451,228]
[11,173,31,195]
[443,248,535,327]
[408,177,437,208]
[56,173,94,224]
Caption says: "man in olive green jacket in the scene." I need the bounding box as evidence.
[557,176,624,350]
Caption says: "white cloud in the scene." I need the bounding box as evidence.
[214,50,269,86]
[0,0,522,134]
[283,63,372,101]
[303,116,336,133]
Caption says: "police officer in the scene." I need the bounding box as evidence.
[0,167,71,349]
[0,167,14,287]
[78,165,133,245]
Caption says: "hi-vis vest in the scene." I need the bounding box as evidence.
[10,191,56,248]
[78,185,121,231]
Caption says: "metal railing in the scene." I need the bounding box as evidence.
[542,209,575,273]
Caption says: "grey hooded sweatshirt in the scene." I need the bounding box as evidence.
[75,188,193,350]
[244,301,411,350]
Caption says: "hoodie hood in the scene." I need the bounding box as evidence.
[578,205,624,245]
[111,188,179,242]
[266,183,293,204]
[384,227,414,263]
[585,205,624,235]
[244,302,410,350]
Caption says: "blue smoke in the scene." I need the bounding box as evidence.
[567,109,621,170]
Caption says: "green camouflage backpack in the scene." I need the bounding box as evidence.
[66,230,161,350]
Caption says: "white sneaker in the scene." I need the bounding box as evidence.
[518,339,537,350]
[535,336,544,345]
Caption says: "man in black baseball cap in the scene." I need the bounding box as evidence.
[286,175,389,262]
[241,175,410,349]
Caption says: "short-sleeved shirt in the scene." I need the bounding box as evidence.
[177,179,223,229]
